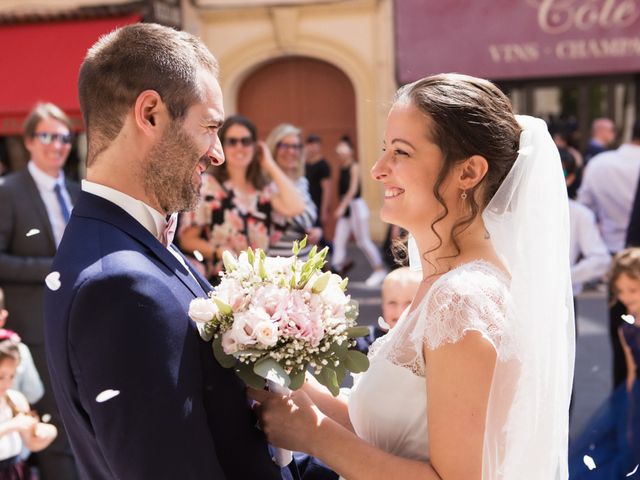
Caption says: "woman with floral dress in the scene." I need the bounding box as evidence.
[178,115,304,282]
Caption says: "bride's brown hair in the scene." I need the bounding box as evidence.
[393,73,521,270]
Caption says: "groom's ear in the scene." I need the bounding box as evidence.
[457,155,489,190]
[133,90,170,140]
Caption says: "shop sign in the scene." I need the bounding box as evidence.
[395,0,640,82]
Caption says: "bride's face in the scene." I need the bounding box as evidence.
[371,102,457,233]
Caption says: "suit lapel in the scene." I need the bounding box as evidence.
[74,192,206,299]
[20,170,56,249]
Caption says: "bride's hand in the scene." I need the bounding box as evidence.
[247,387,325,454]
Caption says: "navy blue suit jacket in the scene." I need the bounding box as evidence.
[44,192,282,480]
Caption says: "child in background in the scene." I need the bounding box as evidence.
[0,331,57,479]
[0,290,43,405]
[357,267,422,352]
[569,248,640,479]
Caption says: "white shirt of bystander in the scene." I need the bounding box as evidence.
[27,161,73,246]
[568,199,611,295]
[577,144,640,253]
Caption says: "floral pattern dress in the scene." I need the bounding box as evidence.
[180,174,282,281]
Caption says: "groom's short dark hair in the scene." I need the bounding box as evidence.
[78,23,219,166]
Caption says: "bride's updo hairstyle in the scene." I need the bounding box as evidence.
[394,73,522,260]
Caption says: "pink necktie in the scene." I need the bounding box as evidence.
[160,213,178,247]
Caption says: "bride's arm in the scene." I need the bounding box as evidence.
[301,373,353,431]
[248,330,495,480]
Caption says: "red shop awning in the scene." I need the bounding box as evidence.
[0,13,141,135]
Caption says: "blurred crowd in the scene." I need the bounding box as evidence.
[0,100,639,478]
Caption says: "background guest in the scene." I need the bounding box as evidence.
[584,117,616,164]
[578,118,640,389]
[304,134,333,250]
[0,288,43,406]
[178,115,304,281]
[0,331,57,480]
[266,123,320,259]
[0,102,79,479]
[330,135,387,286]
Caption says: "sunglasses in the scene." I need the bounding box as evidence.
[277,142,303,152]
[33,132,73,145]
[224,136,253,147]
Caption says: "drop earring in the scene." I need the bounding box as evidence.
[461,190,467,200]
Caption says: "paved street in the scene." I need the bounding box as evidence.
[341,243,613,439]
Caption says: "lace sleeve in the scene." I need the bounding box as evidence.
[413,265,516,361]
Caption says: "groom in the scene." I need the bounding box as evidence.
[44,24,284,479]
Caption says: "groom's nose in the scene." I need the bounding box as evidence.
[208,135,225,166]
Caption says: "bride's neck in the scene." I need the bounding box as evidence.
[412,216,494,276]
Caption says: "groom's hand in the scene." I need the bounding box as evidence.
[247,387,325,454]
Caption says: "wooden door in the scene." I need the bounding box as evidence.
[238,56,357,239]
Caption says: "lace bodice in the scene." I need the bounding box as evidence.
[368,260,516,376]
[348,260,517,463]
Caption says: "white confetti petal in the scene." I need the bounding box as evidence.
[377,316,390,330]
[627,465,639,477]
[583,455,596,470]
[193,250,204,262]
[622,314,636,325]
[96,389,120,403]
[26,228,40,237]
[591,365,600,373]
[45,272,61,291]
[41,414,51,423]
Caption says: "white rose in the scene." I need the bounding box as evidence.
[254,321,279,347]
[188,298,218,323]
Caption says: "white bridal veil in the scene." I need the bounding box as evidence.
[410,115,575,479]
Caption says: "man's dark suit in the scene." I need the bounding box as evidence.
[44,192,282,479]
[0,167,80,478]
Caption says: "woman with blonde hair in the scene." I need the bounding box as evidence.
[266,123,320,259]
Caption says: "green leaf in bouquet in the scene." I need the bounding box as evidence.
[330,339,349,360]
[197,322,214,342]
[313,367,340,397]
[222,250,237,272]
[317,246,329,262]
[338,277,349,291]
[212,336,236,368]
[258,255,268,280]
[344,350,370,374]
[334,363,348,385]
[299,235,308,250]
[292,240,300,256]
[346,326,370,339]
[253,358,291,389]
[288,368,306,391]
[235,363,266,390]
[311,271,332,294]
[308,245,318,260]
[212,297,233,316]
[247,247,255,265]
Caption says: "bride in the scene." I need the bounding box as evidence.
[248,73,575,479]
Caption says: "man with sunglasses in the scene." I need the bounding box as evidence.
[0,102,80,479]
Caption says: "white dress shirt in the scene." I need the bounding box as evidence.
[578,144,640,253]
[569,199,611,295]
[28,161,73,246]
[81,180,196,279]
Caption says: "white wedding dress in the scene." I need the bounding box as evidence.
[348,260,517,463]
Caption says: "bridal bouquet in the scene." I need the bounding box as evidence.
[188,238,370,397]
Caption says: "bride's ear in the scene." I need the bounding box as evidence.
[457,155,489,190]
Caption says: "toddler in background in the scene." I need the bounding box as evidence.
[0,290,43,405]
[0,332,57,479]
[569,248,640,479]
[356,267,421,352]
